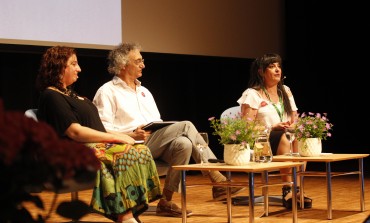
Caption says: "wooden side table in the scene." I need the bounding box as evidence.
[173,161,304,223]
[273,153,369,219]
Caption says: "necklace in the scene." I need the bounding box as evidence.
[262,87,284,122]
[48,86,79,99]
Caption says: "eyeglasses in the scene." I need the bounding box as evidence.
[133,58,145,65]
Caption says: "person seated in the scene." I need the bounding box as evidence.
[238,53,312,209]
[93,42,246,217]
[35,46,162,223]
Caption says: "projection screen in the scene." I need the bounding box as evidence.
[0,0,122,50]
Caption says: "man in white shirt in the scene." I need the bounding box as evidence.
[93,42,245,217]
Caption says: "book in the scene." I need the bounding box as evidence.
[142,121,177,132]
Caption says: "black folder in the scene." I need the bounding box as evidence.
[142,121,177,132]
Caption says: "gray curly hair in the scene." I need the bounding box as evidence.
[107,42,142,75]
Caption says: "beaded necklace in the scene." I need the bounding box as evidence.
[61,88,79,99]
[262,87,284,122]
[48,86,79,99]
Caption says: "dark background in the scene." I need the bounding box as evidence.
[1,1,369,174]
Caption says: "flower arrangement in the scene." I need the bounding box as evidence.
[208,113,261,148]
[0,99,101,223]
[294,112,333,141]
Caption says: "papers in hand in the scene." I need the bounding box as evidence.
[142,121,177,132]
[134,140,144,144]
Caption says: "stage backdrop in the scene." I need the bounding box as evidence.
[0,0,285,58]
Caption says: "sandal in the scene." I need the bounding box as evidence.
[282,185,294,209]
[134,216,143,223]
[282,186,312,209]
[299,195,313,208]
[297,187,312,208]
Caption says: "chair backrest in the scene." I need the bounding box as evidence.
[220,105,241,119]
[25,109,38,121]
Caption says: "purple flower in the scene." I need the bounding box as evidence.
[294,112,333,141]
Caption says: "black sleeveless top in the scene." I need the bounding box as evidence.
[38,89,106,138]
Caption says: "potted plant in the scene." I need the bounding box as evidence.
[294,112,333,156]
[208,113,261,165]
[0,99,101,223]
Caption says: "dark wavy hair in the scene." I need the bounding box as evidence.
[248,53,293,115]
[36,46,76,93]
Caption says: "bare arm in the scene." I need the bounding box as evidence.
[241,104,266,132]
[290,111,298,127]
[285,86,298,127]
[241,103,291,130]
[241,103,258,121]
[65,123,135,144]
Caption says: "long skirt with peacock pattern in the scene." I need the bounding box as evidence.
[85,142,162,220]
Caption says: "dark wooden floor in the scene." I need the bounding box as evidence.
[25,173,370,223]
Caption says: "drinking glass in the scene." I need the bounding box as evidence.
[197,132,209,165]
[285,128,299,156]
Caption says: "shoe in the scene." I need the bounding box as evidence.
[156,200,193,217]
[117,218,139,223]
[282,186,312,209]
[134,216,142,223]
[212,186,246,201]
[282,185,293,209]
[298,190,312,209]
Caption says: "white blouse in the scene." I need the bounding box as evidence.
[237,85,298,127]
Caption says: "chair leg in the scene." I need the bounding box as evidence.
[71,192,79,222]
[71,191,78,201]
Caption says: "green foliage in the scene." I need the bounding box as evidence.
[208,114,261,147]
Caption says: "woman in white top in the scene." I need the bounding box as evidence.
[237,53,312,209]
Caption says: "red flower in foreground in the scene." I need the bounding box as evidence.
[0,99,101,222]
[0,104,101,178]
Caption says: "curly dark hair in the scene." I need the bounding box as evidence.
[248,53,293,115]
[36,46,76,93]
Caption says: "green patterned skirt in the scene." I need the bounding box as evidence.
[85,143,162,220]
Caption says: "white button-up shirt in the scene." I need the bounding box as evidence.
[93,76,162,133]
